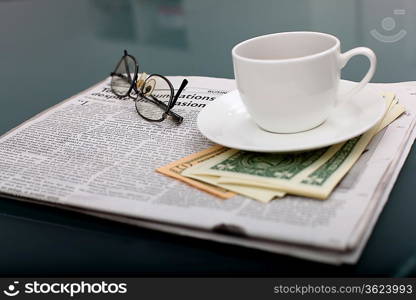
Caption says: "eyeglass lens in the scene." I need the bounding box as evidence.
[111,55,136,97]
[135,75,174,121]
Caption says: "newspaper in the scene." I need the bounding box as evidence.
[0,76,415,264]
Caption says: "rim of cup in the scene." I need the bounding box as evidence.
[232,31,341,63]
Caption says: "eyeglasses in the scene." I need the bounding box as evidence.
[110,50,187,124]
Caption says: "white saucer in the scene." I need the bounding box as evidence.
[197,80,386,152]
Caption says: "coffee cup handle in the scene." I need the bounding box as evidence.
[338,47,377,102]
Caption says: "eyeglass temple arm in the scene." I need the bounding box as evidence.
[169,79,188,109]
[167,110,183,124]
[148,95,183,124]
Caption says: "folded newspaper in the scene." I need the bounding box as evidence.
[0,76,415,265]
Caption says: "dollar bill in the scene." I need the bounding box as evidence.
[157,145,284,202]
[184,93,404,200]
[380,101,405,129]
[156,145,236,199]
[184,173,284,203]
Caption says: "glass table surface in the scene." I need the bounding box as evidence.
[0,0,415,276]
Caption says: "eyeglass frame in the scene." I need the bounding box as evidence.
[110,50,187,124]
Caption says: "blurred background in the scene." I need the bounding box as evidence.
[1,0,415,132]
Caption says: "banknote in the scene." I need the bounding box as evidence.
[183,173,284,203]
[380,101,405,129]
[156,145,235,199]
[185,93,404,200]
[157,145,284,202]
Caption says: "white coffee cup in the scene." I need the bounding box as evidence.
[232,31,377,133]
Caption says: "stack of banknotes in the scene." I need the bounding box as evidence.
[157,93,405,203]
